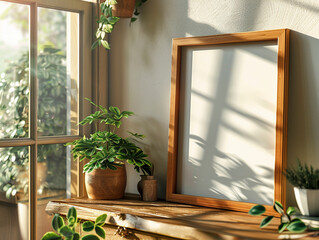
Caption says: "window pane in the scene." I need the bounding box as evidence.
[0,146,29,240]
[37,8,79,136]
[0,2,29,139]
[37,144,72,237]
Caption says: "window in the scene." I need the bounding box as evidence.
[0,0,93,239]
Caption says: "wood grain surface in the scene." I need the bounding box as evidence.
[45,197,318,240]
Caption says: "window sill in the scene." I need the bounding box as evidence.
[45,196,312,239]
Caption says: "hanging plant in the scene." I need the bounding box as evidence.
[92,0,148,50]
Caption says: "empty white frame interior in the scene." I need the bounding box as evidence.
[176,41,278,205]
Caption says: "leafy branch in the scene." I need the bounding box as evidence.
[92,0,119,50]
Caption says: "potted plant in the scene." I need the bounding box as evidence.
[285,159,319,216]
[92,0,148,50]
[67,99,152,200]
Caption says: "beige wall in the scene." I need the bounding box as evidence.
[109,0,319,205]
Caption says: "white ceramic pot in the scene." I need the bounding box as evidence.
[294,187,319,216]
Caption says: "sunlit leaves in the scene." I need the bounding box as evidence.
[248,205,266,216]
[94,0,147,50]
[52,214,64,232]
[95,225,106,238]
[59,225,74,238]
[81,235,100,240]
[278,222,289,233]
[82,221,95,232]
[93,2,119,50]
[40,232,62,240]
[41,207,107,240]
[67,207,77,222]
[95,214,107,226]
[260,216,274,228]
[273,201,285,215]
[287,219,307,233]
[67,99,151,174]
[249,201,307,234]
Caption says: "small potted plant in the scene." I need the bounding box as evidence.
[92,0,148,50]
[285,159,319,216]
[67,99,152,200]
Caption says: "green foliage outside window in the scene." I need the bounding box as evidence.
[0,46,69,199]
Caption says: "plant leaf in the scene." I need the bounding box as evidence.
[286,206,298,216]
[260,216,274,228]
[40,232,62,240]
[95,225,106,238]
[248,205,266,216]
[51,214,64,232]
[287,219,307,233]
[91,40,99,50]
[101,40,110,50]
[82,221,95,232]
[59,226,74,238]
[68,216,76,227]
[81,235,100,240]
[278,222,289,233]
[67,207,77,223]
[73,233,80,240]
[95,214,107,226]
[273,201,285,215]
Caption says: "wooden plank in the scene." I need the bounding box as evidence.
[45,198,317,240]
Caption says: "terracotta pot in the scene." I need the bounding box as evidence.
[85,165,127,200]
[111,0,136,18]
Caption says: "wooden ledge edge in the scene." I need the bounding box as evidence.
[45,200,213,239]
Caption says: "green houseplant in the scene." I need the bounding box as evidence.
[285,159,319,216]
[92,0,148,50]
[67,99,152,199]
[41,206,107,240]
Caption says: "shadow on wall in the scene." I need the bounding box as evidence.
[176,134,273,205]
[287,31,319,206]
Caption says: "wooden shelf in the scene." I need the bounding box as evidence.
[45,197,317,240]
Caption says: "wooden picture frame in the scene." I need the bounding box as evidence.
[166,29,290,213]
